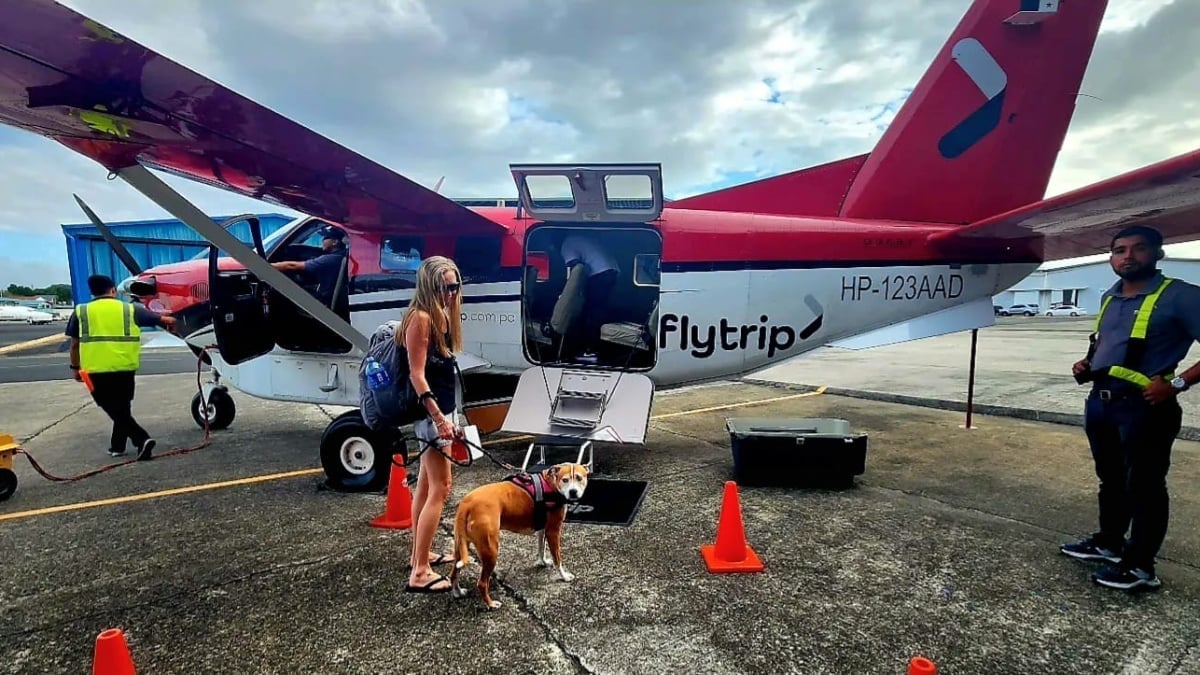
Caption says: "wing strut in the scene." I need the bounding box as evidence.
[115,164,370,353]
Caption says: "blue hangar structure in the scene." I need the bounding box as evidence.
[60,213,295,306]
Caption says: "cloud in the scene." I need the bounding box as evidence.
[0,0,1195,288]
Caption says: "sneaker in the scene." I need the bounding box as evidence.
[1092,562,1161,591]
[137,438,156,461]
[1060,536,1122,563]
[108,448,127,458]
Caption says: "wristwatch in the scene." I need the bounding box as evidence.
[1171,376,1189,392]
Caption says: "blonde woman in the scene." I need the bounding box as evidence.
[401,255,465,593]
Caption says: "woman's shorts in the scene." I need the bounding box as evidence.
[415,415,453,450]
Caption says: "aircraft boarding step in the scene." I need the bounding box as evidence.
[548,371,614,429]
[500,366,655,472]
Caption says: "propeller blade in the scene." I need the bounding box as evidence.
[433,176,445,194]
[73,194,143,276]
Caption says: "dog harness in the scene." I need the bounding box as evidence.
[505,472,567,531]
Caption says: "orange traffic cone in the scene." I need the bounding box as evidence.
[92,628,135,675]
[700,480,764,573]
[370,455,413,529]
[909,656,937,675]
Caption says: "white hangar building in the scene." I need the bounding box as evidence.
[993,244,1200,315]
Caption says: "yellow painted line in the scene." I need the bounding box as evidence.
[4,386,827,521]
[481,385,827,446]
[0,333,66,356]
[0,468,323,523]
[649,386,826,419]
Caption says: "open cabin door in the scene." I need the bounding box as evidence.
[208,216,273,365]
[207,216,354,366]
[502,163,663,448]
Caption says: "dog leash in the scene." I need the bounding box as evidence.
[409,431,524,473]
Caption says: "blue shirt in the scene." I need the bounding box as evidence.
[561,234,616,276]
[1089,272,1200,382]
[304,251,347,299]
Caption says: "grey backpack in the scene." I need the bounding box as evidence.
[359,320,423,430]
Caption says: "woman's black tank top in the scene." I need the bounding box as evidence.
[425,329,457,414]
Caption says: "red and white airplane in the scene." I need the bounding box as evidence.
[2,0,1199,490]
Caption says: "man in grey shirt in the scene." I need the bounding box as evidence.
[1061,225,1200,591]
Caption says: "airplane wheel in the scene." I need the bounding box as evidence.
[319,410,398,492]
[191,388,236,430]
[0,468,16,502]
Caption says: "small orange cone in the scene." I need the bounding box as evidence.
[370,455,413,529]
[700,481,764,573]
[92,628,135,675]
[909,656,937,675]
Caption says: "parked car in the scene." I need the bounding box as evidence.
[1045,304,1087,316]
[999,304,1039,316]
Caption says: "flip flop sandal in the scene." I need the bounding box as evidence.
[430,553,454,566]
[405,574,452,594]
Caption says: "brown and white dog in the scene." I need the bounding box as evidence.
[449,463,589,609]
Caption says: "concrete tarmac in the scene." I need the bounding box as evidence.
[0,350,202,385]
[0,323,64,349]
[1,354,1199,673]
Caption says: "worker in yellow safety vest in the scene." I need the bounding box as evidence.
[66,274,176,461]
[1061,226,1200,592]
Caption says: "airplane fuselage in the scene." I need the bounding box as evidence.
[136,204,1041,406]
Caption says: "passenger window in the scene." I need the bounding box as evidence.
[527,251,550,281]
[633,253,660,286]
[381,236,423,274]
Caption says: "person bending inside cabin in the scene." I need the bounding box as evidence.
[559,231,618,362]
[66,274,177,460]
[270,224,348,305]
[401,255,465,594]
[1062,225,1200,592]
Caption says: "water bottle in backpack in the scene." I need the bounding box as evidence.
[364,356,391,391]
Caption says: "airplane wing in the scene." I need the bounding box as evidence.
[928,149,1200,261]
[0,0,506,237]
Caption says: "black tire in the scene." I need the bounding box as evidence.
[0,468,16,502]
[319,410,399,492]
[191,388,236,430]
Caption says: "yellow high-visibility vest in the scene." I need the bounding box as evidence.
[77,298,141,373]
[1092,277,1174,388]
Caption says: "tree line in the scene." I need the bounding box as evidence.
[4,283,73,303]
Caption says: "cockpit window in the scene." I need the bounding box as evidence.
[188,221,294,260]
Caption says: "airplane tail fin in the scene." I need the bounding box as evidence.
[674,1,1109,223]
[839,0,1108,224]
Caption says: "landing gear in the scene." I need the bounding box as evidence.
[191,387,236,430]
[319,410,399,492]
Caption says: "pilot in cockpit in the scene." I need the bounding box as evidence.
[270,224,349,304]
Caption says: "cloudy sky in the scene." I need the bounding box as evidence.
[1,0,1197,288]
